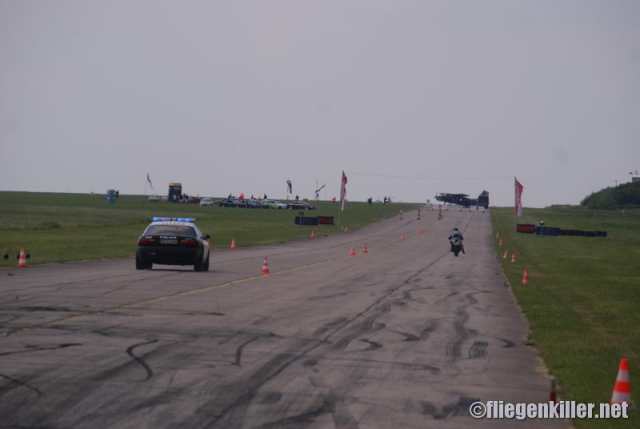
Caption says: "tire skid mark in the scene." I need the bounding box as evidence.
[189,251,451,428]
[420,319,440,341]
[0,342,82,357]
[357,339,382,352]
[234,336,260,367]
[0,373,43,397]
[446,293,478,361]
[407,396,479,420]
[467,340,489,359]
[125,339,159,381]
[257,390,360,429]
[389,329,419,342]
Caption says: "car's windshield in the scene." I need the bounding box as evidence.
[144,225,196,237]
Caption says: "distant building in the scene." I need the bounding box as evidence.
[168,182,182,202]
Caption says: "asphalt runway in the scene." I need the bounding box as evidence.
[0,209,570,428]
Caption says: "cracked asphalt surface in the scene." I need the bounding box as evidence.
[0,209,570,428]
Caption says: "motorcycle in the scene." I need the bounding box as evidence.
[450,236,463,256]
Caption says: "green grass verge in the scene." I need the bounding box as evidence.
[492,207,638,428]
[0,192,418,266]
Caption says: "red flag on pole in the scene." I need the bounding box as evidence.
[340,171,348,211]
[515,177,524,217]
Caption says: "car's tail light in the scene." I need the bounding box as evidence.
[181,239,197,248]
[138,237,155,246]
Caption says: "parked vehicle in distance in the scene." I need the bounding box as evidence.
[287,201,316,210]
[199,197,215,207]
[263,200,288,209]
[245,199,263,209]
[218,198,242,208]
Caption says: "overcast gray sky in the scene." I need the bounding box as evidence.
[1,1,638,206]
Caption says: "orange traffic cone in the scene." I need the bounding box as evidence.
[511,252,517,263]
[549,378,557,403]
[611,358,631,404]
[17,249,27,268]
[362,244,368,254]
[502,250,508,259]
[349,247,357,257]
[261,257,270,276]
[521,267,529,286]
[229,239,236,250]
[309,230,316,240]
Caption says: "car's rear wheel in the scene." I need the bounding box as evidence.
[194,254,209,272]
[136,256,152,270]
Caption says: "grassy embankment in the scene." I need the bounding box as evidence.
[0,192,418,267]
[492,207,638,429]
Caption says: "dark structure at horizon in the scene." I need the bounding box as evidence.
[435,190,489,209]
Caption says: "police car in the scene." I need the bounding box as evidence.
[136,217,210,271]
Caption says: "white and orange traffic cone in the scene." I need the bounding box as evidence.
[521,267,529,286]
[17,249,27,268]
[229,239,237,250]
[261,257,270,276]
[349,247,357,257]
[362,244,368,254]
[511,252,517,263]
[309,230,316,240]
[502,250,508,260]
[611,358,631,404]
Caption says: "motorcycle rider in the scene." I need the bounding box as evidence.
[448,227,465,254]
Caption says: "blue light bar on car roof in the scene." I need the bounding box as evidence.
[151,217,196,222]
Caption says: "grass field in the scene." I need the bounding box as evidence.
[0,192,418,267]
[492,207,638,428]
